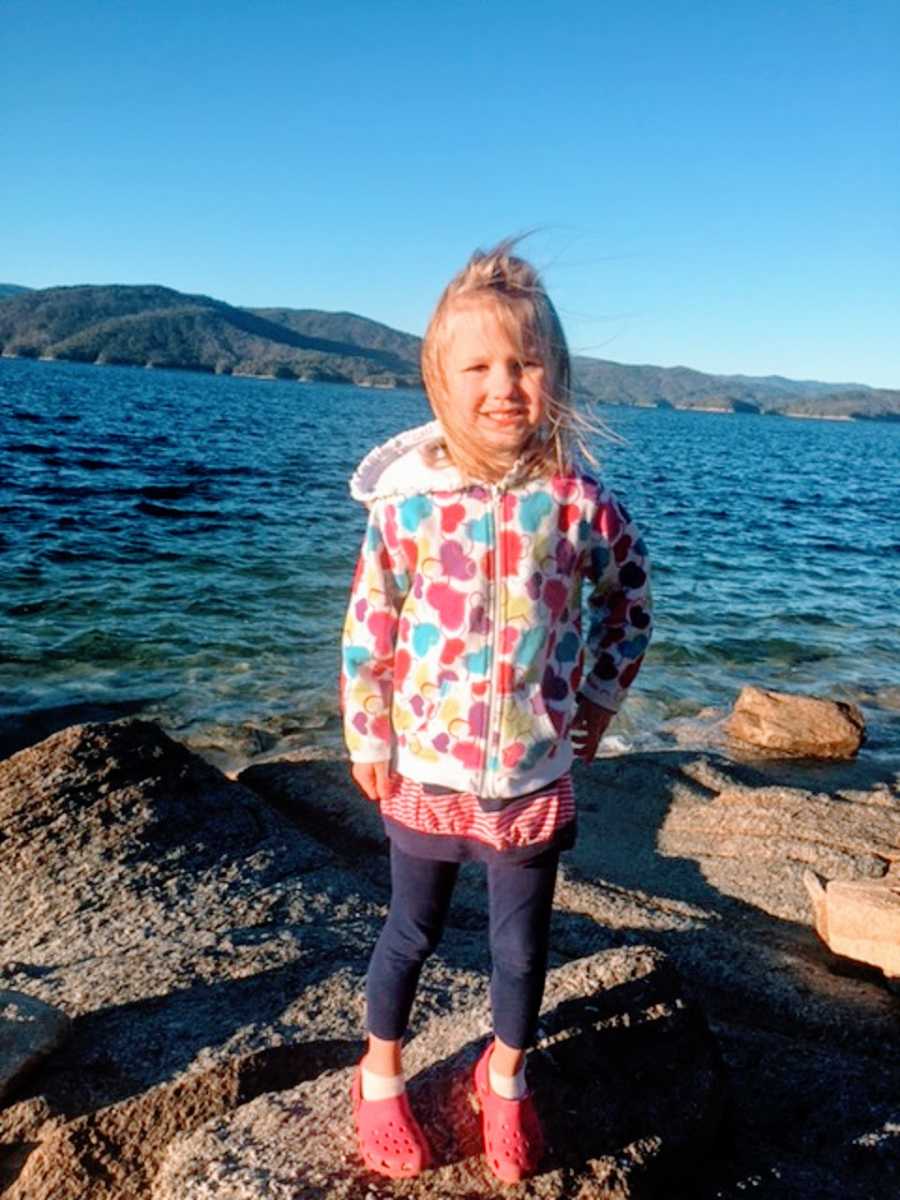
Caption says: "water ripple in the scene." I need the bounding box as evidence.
[2,357,899,767]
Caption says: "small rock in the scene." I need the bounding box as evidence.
[804,869,900,980]
[724,686,865,758]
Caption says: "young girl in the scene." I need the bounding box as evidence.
[340,242,651,1182]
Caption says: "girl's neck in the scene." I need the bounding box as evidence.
[441,431,543,487]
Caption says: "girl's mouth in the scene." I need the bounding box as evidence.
[483,410,524,425]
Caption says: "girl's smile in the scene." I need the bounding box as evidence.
[443,305,545,459]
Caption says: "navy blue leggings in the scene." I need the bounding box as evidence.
[365,842,559,1049]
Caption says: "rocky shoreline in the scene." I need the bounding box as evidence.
[1,719,898,1198]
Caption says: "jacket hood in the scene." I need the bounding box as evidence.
[349,421,541,505]
[349,421,463,504]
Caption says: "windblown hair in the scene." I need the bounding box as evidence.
[421,239,600,483]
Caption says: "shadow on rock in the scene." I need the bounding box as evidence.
[154,946,726,1200]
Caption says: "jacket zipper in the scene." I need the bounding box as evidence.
[480,485,504,797]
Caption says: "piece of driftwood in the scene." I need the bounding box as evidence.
[804,869,900,980]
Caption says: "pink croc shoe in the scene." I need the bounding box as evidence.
[472,1043,545,1184]
[351,1065,432,1179]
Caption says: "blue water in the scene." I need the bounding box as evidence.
[2,356,898,771]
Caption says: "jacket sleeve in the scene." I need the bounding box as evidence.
[580,487,652,713]
[340,499,410,763]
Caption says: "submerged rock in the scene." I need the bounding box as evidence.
[724,686,866,758]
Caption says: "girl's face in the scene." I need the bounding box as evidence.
[441,303,546,462]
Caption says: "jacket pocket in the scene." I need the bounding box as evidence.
[498,689,559,767]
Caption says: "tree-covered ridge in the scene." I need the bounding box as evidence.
[0,283,897,418]
[0,286,419,386]
[249,308,420,365]
[571,357,900,419]
[0,283,33,298]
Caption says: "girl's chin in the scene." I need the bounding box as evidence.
[478,417,530,443]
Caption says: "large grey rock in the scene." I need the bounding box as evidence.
[153,946,725,1199]
[2,721,899,1199]
[724,686,865,758]
[0,721,391,1197]
[0,991,70,1104]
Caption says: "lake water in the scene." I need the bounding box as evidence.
[2,356,898,771]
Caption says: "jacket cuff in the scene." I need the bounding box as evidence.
[578,675,624,713]
[348,745,393,764]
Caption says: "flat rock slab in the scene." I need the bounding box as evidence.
[660,783,900,880]
[724,686,865,759]
[154,946,725,1200]
[0,991,70,1104]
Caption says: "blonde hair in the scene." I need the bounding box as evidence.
[421,239,599,483]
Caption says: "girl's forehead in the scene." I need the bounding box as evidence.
[444,301,538,356]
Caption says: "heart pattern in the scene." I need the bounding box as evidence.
[519,490,552,532]
[367,611,397,658]
[412,623,440,656]
[467,513,493,545]
[441,539,476,580]
[500,626,520,654]
[342,461,651,807]
[440,637,466,664]
[440,503,466,532]
[425,581,466,630]
[400,495,433,532]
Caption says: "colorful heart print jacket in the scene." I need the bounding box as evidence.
[341,422,652,800]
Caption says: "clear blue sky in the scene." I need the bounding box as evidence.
[3,0,898,387]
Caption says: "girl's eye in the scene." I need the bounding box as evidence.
[465,364,488,372]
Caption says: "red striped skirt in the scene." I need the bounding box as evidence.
[381,772,575,856]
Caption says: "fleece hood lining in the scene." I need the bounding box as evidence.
[349,421,536,504]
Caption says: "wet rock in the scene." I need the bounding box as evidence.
[153,946,725,1199]
[0,992,70,1104]
[724,686,865,758]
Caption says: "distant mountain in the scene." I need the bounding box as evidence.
[571,357,900,419]
[0,283,33,299]
[0,283,897,420]
[249,307,420,365]
[0,285,420,387]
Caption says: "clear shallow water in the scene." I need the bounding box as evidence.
[2,357,898,771]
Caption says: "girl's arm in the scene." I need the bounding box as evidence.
[580,487,653,718]
[340,500,409,781]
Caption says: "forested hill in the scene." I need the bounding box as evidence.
[1,283,898,419]
[0,285,420,387]
[0,283,32,299]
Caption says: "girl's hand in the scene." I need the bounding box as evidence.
[351,760,393,804]
[570,697,615,762]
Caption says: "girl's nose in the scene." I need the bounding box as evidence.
[490,362,522,397]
